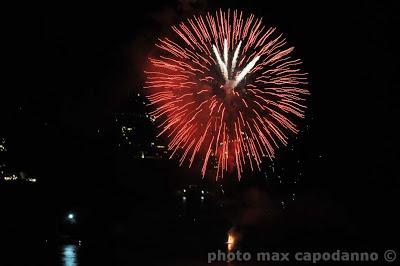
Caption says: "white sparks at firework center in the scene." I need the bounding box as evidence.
[212,39,260,90]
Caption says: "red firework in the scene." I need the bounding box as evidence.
[144,10,309,180]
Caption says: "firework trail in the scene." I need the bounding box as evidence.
[144,10,309,180]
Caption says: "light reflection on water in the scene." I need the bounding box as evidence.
[62,244,79,266]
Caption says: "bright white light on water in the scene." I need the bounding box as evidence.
[62,245,78,266]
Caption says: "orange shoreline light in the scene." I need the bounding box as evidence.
[227,233,235,251]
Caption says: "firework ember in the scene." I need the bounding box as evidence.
[144,10,309,179]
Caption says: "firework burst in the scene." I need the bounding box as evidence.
[144,10,309,180]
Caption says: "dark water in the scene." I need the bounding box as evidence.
[49,243,247,266]
[53,244,261,266]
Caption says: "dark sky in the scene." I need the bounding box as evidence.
[5,1,397,181]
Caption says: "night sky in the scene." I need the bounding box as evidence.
[2,1,399,264]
